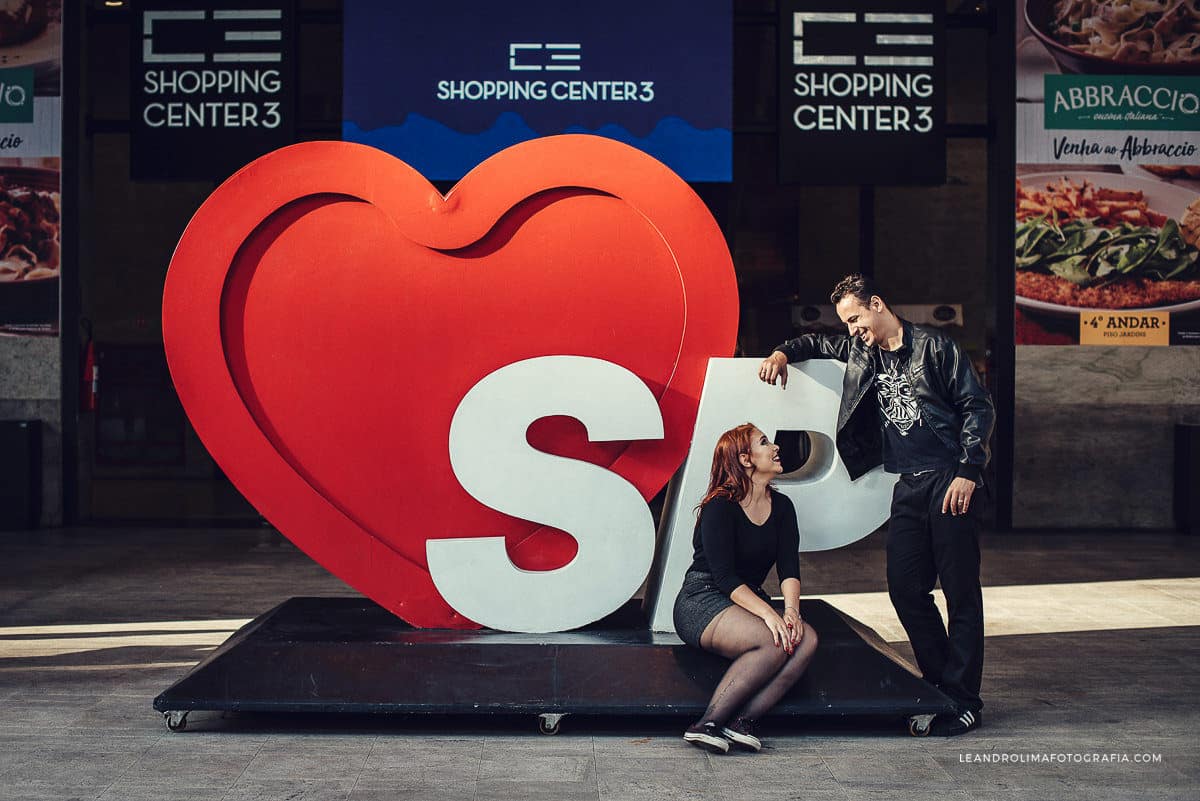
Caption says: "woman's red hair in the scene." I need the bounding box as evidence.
[696,422,761,511]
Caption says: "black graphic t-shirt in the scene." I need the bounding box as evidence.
[874,346,957,474]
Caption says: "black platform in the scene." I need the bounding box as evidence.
[154,597,956,726]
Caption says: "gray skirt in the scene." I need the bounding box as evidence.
[673,570,774,649]
[673,570,730,649]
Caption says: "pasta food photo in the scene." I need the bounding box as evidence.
[0,172,60,284]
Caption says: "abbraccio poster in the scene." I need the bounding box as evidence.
[1016,0,1200,346]
[0,0,61,338]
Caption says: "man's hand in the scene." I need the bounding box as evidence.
[758,351,789,388]
[941,477,977,516]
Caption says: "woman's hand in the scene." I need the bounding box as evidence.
[761,612,794,654]
[783,608,804,647]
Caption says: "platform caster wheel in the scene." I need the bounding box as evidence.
[908,714,933,737]
[164,711,189,732]
[538,713,565,735]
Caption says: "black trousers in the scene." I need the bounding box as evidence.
[886,468,985,712]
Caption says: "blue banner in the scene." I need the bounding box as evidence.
[343,0,731,181]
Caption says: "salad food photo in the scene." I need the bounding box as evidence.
[1016,175,1200,310]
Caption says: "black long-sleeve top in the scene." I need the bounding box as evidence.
[687,492,801,596]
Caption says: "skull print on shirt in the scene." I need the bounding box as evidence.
[875,354,921,436]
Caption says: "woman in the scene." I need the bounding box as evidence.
[673,423,819,753]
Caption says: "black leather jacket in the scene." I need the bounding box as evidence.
[774,321,995,482]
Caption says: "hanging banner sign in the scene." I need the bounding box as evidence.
[342,0,732,182]
[130,0,296,181]
[0,1,62,337]
[1015,3,1200,346]
[777,0,945,185]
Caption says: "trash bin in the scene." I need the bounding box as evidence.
[1176,422,1200,536]
[0,419,41,530]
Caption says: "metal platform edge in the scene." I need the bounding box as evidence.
[153,597,958,721]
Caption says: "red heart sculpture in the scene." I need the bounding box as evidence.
[162,137,737,628]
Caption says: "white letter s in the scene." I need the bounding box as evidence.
[428,356,663,632]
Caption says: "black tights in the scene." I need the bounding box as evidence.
[697,605,819,725]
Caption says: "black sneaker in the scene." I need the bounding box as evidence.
[720,717,761,752]
[930,708,982,736]
[683,721,729,753]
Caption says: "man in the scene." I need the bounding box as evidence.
[758,274,994,736]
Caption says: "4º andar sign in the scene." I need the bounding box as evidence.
[1080,311,1170,346]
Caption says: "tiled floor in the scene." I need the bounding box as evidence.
[1,526,1197,801]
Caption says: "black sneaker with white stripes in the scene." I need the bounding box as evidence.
[683,721,730,753]
[720,717,762,752]
[930,708,981,736]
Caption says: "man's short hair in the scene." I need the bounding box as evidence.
[830,274,886,308]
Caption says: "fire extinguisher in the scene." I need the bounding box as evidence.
[80,318,97,412]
